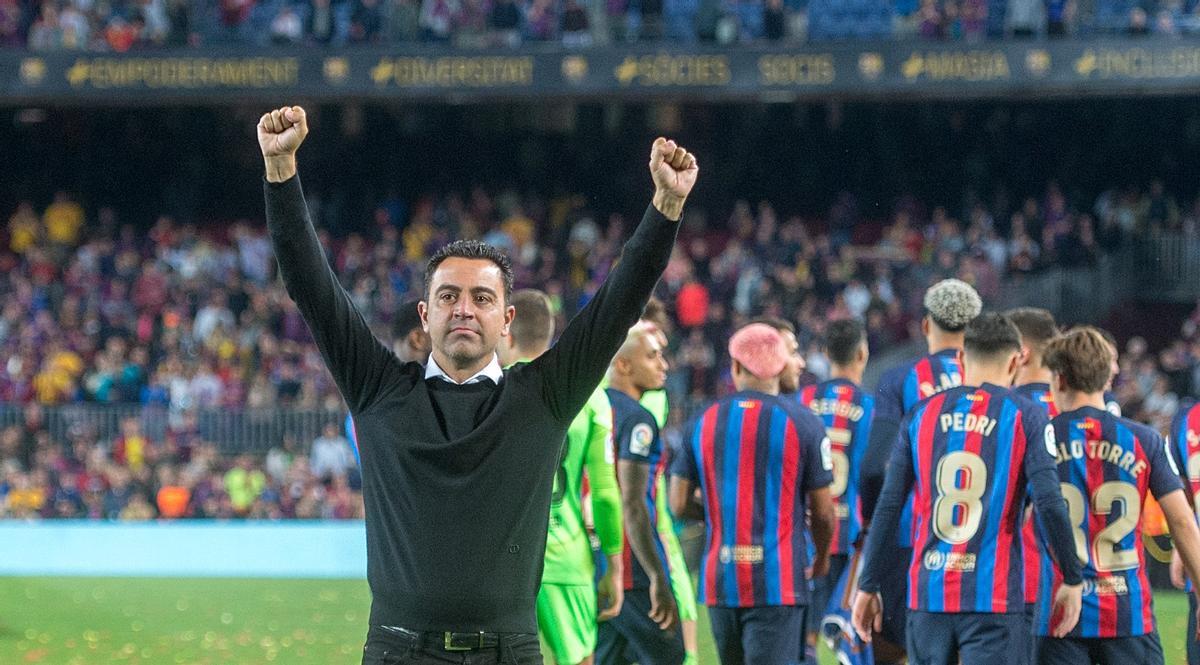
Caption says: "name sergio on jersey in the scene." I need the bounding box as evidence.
[1054,436,1148,478]
[808,398,865,422]
[939,412,998,437]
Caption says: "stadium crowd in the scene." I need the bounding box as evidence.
[2,0,1197,51]
[0,176,1199,521]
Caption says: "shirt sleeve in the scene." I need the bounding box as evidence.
[798,412,834,492]
[618,412,661,464]
[264,176,400,416]
[1024,412,1083,586]
[670,417,701,484]
[1146,430,1186,500]
[858,412,916,594]
[530,206,680,423]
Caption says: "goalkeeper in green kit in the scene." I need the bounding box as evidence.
[499,289,625,665]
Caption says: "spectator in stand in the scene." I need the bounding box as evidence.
[310,421,355,481]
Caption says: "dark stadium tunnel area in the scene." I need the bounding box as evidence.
[2,97,1200,237]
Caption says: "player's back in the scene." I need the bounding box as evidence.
[542,386,612,585]
[685,390,831,607]
[876,348,963,548]
[1171,399,1200,510]
[1013,382,1060,418]
[799,379,874,555]
[904,383,1046,613]
[1038,407,1181,638]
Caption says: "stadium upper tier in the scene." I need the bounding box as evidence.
[4,0,1198,51]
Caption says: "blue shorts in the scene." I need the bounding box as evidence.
[906,610,1027,665]
[708,605,806,665]
[595,588,685,665]
[1036,633,1164,665]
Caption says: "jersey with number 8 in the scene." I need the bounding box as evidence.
[897,384,1055,614]
[1035,407,1184,638]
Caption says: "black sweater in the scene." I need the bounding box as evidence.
[265,175,678,633]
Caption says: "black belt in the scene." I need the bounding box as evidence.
[379,625,501,651]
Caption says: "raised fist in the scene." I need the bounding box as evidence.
[257,106,308,159]
[649,138,698,200]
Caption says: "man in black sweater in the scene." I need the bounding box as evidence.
[256,106,698,665]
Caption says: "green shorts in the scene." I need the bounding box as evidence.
[536,583,596,665]
[659,524,698,623]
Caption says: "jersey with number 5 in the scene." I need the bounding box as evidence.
[1036,407,1183,638]
[900,383,1053,613]
[799,379,874,555]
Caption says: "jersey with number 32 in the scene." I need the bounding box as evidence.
[1036,407,1183,638]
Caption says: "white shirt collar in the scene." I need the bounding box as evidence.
[424,353,504,385]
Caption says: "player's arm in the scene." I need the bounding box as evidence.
[860,372,902,523]
[1023,415,1083,637]
[668,417,704,521]
[618,457,678,631]
[1160,490,1200,640]
[584,403,625,620]
[852,417,914,642]
[258,106,394,415]
[532,140,695,422]
[1167,431,1198,589]
[799,414,836,579]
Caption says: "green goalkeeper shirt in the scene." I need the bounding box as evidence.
[540,385,624,585]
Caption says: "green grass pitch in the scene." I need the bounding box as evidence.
[0,577,1190,664]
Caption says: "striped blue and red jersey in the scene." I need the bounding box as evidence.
[606,388,671,591]
[1168,400,1200,592]
[1013,382,1059,607]
[799,379,874,554]
[671,390,833,607]
[859,383,1072,614]
[873,349,964,548]
[1035,407,1183,638]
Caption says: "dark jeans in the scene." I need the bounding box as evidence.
[362,625,543,664]
[708,605,807,665]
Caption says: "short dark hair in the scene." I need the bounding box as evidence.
[394,300,423,339]
[424,240,514,301]
[964,312,1022,358]
[1005,307,1059,355]
[641,297,669,330]
[748,316,796,335]
[509,289,554,351]
[825,319,866,366]
[1043,327,1113,393]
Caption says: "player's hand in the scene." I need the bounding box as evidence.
[851,590,882,643]
[649,138,698,221]
[1171,548,1188,590]
[648,575,679,631]
[258,106,308,158]
[810,553,830,580]
[596,564,624,621]
[1050,583,1082,638]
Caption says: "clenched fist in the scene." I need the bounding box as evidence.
[258,105,308,183]
[649,137,698,221]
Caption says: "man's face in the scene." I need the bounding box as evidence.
[623,333,669,393]
[420,258,514,369]
[779,330,804,393]
[1106,342,1119,390]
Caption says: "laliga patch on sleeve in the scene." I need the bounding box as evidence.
[1044,424,1058,458]
[604,433,616,464]
[629,424,654,457]
[820,436,833,471]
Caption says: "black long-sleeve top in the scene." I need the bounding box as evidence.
[858,384,1082,610]
[265,174,679,633]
